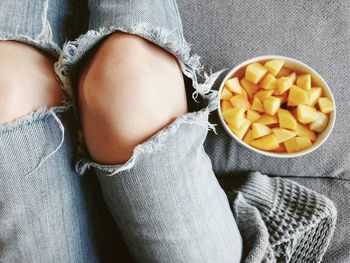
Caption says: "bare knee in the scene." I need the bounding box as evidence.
[0,41,62,123]
[79,33,187,164]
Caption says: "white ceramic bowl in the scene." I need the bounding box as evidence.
[217,55,336,158]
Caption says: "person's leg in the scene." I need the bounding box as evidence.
[78,32,187,164]
[57,0,243,262]
[0,0,103,261]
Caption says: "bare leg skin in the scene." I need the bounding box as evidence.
[0,41,62,123]
[78,32,187,164]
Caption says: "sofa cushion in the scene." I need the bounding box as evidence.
[178,0,350,180]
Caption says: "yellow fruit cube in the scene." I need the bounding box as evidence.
[276,67,292,78]
[272,128,296,143]
[251,97,265,112]
[241,89,249,100]
[284,138,300,153]
[263,96,281,115]
[243,129,254,144]
[245,62,268,84]
[221,100,233,112]
[296,74,311,90]
[254,89,274,101]
[252,123,271,139]
[229,119,251,139]
[276,77,293,95]
[221,87,233,100]
[240,78,260,98]
[287,72,297,83]
[278,109,297,130]
[297,105,319,124]
[287,85,309,106]
[246,110,261,122]
[264,60,284,76]
[309,112,329,133]
[225,77,244,94]
[260,73,277,90]
[307,87,322,106]
[295,137,312,150]
[229,95,251,110]
[295,123,316,142]
[250,134,280,151]
[256,114,279,125]
[318,97,334,114]
[222,108,245,129]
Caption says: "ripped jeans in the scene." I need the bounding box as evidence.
[0,0,243,262]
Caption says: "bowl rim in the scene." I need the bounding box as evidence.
[217,55,336,158]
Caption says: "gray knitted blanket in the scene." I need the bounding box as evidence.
[228,172,337,262]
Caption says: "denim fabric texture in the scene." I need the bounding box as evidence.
[0,0,73,56]
[0,106,103,262]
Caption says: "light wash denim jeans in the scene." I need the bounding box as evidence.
[0,0,243,262]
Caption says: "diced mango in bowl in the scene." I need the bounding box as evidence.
[220,59,334,154]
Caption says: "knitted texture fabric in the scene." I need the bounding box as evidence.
[228,172,337,263]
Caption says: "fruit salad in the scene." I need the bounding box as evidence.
[220,59,334,153]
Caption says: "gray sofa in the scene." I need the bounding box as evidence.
[177,0,349,262]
